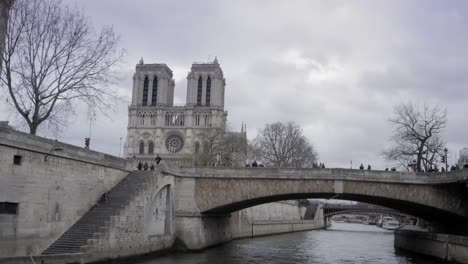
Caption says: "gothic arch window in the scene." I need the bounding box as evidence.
[139,141,145,154]
[194,141,200,154]
[139,113,145,126]
[197,76,202,106]
[152,76,158,105]
[150,112,156,125]
[148,141,154,154]
[206,76,211,106]
[142,76,149,106]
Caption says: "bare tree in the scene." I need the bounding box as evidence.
[251,122,317,168]
[1,0,124,134]
[194,128,247,167]
[0,0,14,72]
[221,131,248,167]
[383,102,447,172]
[194,128,224,166]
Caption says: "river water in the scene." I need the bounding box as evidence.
[135,223,442,264]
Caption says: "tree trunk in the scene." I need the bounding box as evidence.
[29,123,38,135]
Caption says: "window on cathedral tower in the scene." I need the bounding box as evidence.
[197,76,202,106]
[152,76,158,105]
[195,113,200,126]
[206,76,211,106]
[142,76,149,106]
[140,113,145,125]
[139,141,144,154]
[204,113,210,126]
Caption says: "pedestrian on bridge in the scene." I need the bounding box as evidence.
[367,165,371,170]
[155,154,162,165]
[359,164,364,170]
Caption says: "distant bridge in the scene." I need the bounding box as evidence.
[322,204,406,218]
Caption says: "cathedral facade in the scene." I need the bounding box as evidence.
[125,58,243,166]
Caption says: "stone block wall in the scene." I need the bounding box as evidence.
[84,173,175,261]
[175,215,232,250]
[231,203,324,239]
[0,127,130,257]
[241,200,305,221]
[395,230,468,263]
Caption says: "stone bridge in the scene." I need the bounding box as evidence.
[168,167,468,236]
[323,204,409,218]
[322,204,404,218]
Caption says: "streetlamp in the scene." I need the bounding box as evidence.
[444,147,448,172]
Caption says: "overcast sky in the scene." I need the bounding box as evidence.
[2,0,468,169]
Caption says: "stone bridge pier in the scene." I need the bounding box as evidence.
[173,176,234,250]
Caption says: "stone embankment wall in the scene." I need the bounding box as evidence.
[241,201,305,221]
[395,230,468,264]
[0,126,131,257]
[231,202,324,239]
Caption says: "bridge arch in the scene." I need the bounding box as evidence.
[171,167,468,227]
[202,192,457,223]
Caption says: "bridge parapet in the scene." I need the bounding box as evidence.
[172,167,468,185]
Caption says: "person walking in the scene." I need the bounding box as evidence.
[155,154,162,165]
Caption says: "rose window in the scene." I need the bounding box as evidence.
[165,134,184,153]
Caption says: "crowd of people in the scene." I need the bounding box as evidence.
[312,162,326,168]
[136,154,162,170]
[246,160,265,167]
[134,155,461,173]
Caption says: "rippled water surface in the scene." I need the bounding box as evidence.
[135,223,442,264]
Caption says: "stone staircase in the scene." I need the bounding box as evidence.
[42,170,152,255]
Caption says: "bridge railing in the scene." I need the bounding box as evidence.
[172,167,468,185]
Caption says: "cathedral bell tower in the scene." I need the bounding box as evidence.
[131,59,175,107]
[186,57,225,109]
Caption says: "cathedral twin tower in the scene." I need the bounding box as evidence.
[125,58,227,165]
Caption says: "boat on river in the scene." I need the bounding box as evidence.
[379,217,401,230]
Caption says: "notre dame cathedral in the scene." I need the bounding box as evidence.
[124,57,246,166]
